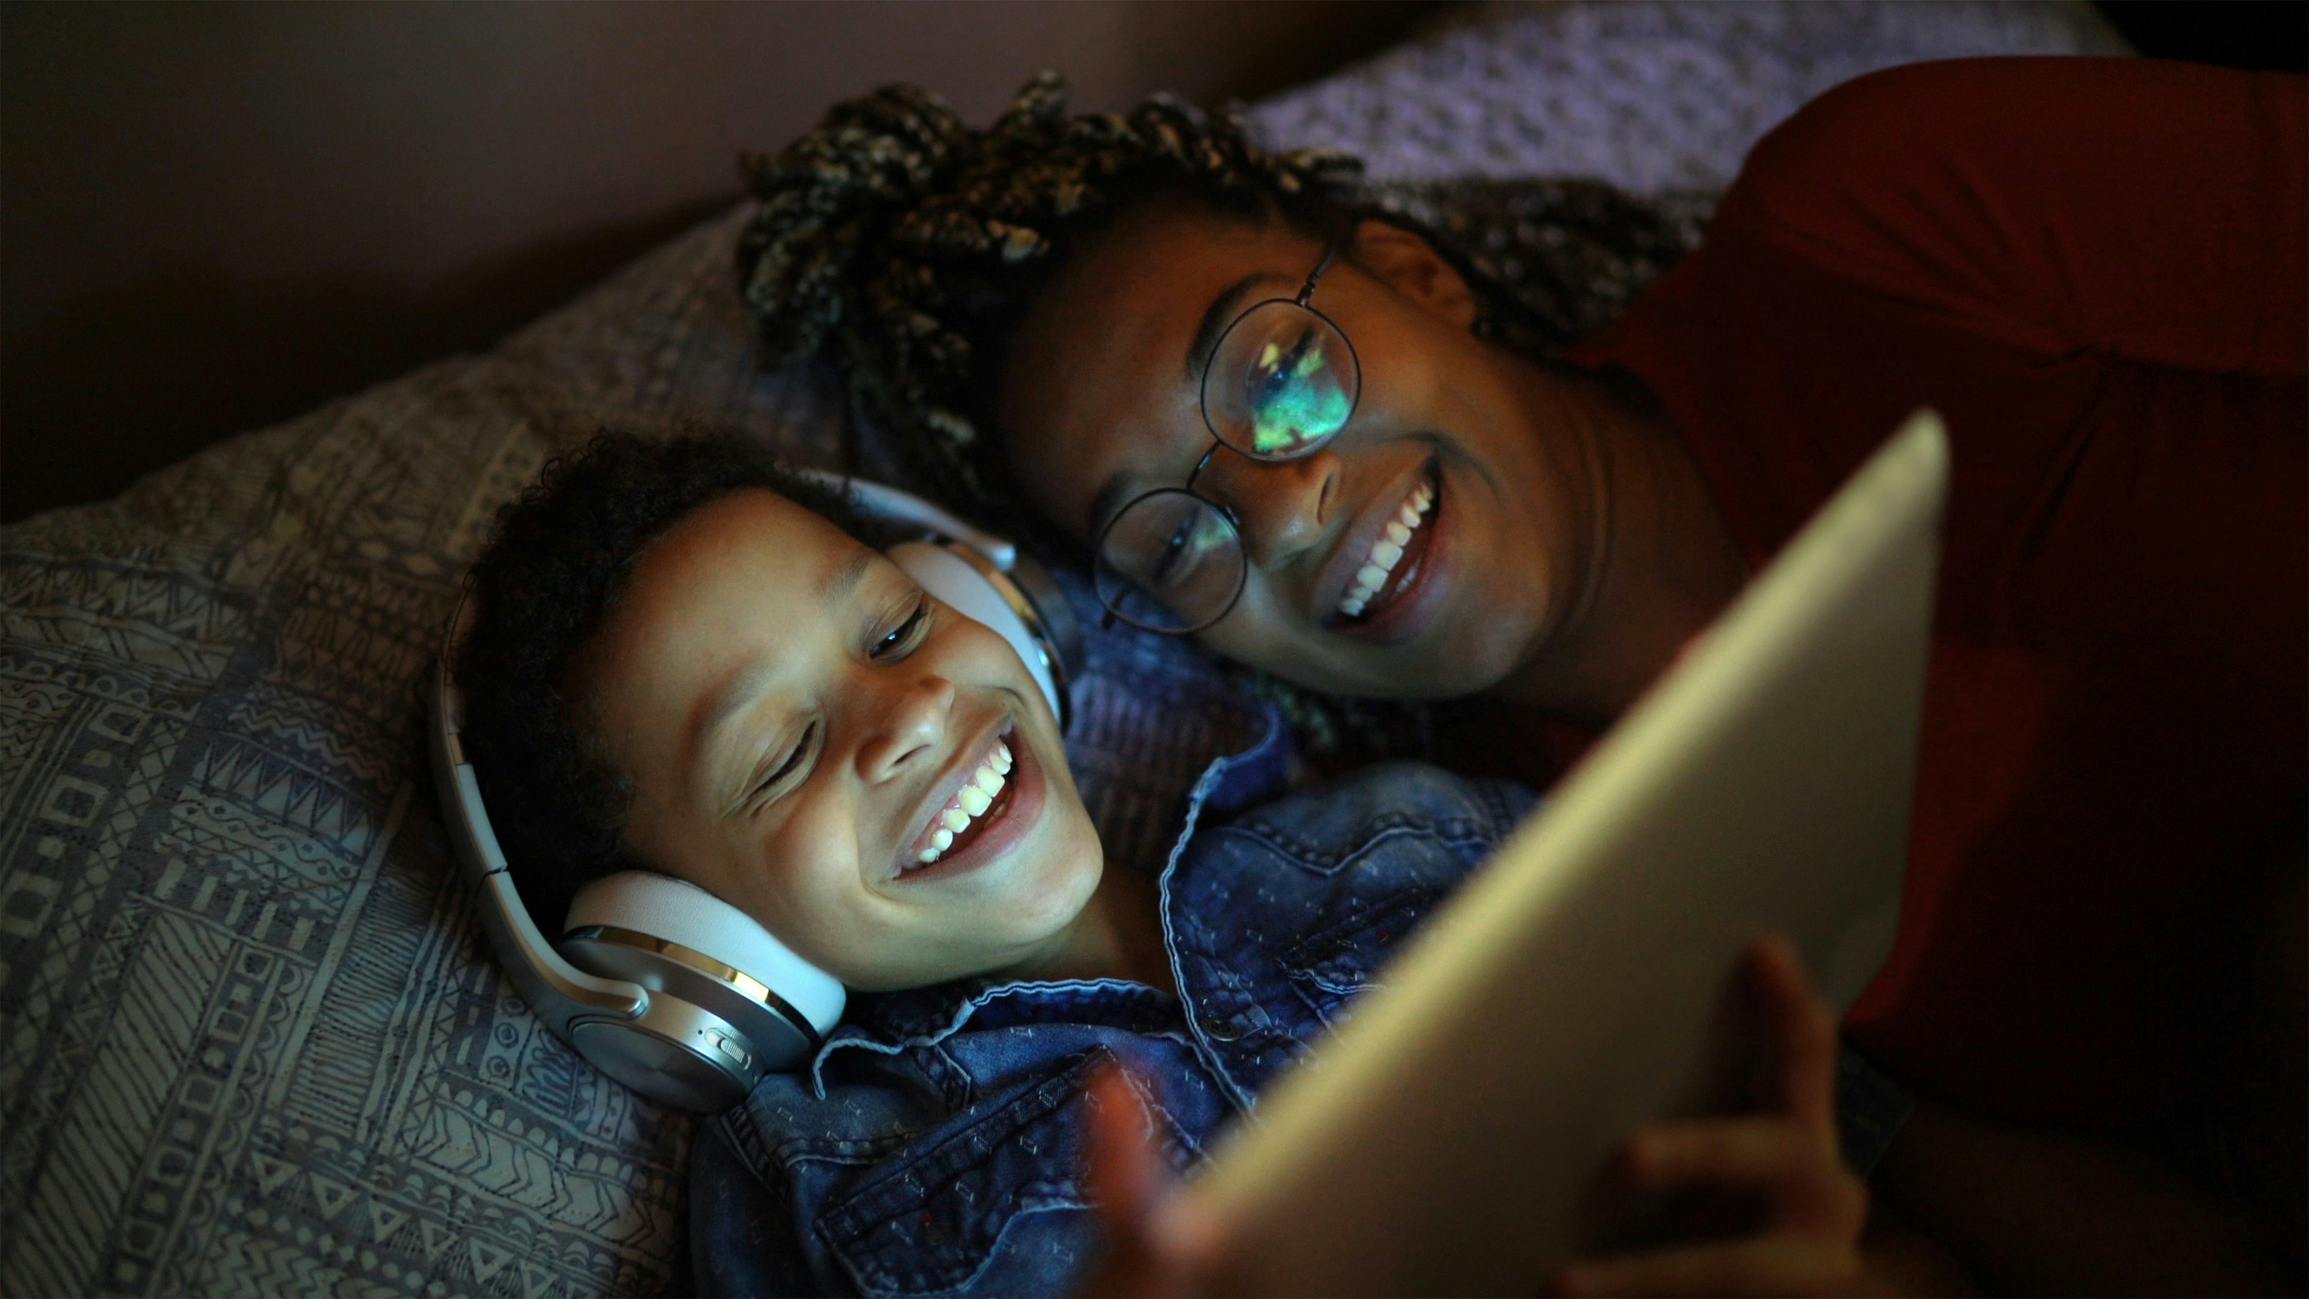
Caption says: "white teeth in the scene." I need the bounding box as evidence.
[909,740,1016,869]
[1339,476,1436,618]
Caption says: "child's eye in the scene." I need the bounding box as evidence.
[872,598,931,659]
[768,726,812,782]
[748,723,815,812]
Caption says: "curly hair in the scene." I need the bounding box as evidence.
[454,432,887,929]
[735,72,1703,523]
[736,74,1364,517]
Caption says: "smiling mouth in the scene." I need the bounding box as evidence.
[901,735,1017,874]
[1329,461,1442,628]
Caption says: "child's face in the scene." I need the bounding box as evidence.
[573,488,1103,992]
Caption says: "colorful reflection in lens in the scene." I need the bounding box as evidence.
[1247,337,1351,454]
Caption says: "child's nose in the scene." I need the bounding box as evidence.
[854,673,956,781]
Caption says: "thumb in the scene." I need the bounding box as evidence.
[1083,1065,1225,1297]
[1742,935,1837,1139]
[1087,1065,1164,1226]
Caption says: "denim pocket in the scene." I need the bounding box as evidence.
[817,1051,1161,1298]
[1279,888,1440,1024]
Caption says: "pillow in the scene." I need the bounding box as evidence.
[0,3,2127,1295]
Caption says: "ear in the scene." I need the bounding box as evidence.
[1349,217,1480,332]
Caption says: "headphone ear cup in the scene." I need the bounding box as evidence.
[889,540,1071,727]
[561,872,844,1074]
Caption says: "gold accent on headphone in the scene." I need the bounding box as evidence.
[565,925,774,1005]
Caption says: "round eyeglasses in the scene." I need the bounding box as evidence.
[1092,247,1362,634]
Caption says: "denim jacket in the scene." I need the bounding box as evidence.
[690,710,1911,1298]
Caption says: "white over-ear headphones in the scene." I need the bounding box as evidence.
[428,471,1083,1111]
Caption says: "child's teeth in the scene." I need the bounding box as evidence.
[914,741,1019,868]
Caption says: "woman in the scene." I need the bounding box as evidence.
[739,59,2307,1290]
[453,434,1893,1297]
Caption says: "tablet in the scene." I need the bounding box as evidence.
[1190,411,1949,1297]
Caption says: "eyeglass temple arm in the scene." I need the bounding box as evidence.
[1296,247,1338,306]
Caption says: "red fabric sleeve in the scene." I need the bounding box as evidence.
[1712,57,2308,379]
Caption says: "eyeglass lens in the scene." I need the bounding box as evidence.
[1201,301,1359,459]
[1097,294,1360,633]
[1093,489,1246,634]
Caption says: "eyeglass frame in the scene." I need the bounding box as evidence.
[1092,244,1363,634]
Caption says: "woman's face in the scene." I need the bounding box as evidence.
[999,200,1602,700]
[574,489,1102,992]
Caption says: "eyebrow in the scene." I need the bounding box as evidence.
[1084,271,1277,538]
[689,545,881,803]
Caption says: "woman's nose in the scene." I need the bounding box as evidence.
[1203,448,1340,570]
[853,672,956,781]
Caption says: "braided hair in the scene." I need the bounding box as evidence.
[737,73,1364,514]
[738,73,1705,520]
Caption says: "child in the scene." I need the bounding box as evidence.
[455,433,1895,1298]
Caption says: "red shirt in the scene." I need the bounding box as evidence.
[1568,58,2307,1130]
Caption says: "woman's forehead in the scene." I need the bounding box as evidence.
[1055,199,1286,310]
[1002,207,1306,527]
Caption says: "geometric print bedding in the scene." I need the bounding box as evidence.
[0,408,689,1298]
[0,3,2125,1294]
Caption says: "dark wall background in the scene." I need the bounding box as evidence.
[2093,0,2306,74]
[1,0,1437,521]
[7,2,2299,523]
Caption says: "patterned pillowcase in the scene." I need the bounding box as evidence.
[0,3,2125,1296]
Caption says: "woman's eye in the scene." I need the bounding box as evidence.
[872,599,931,659]
[1245,328,1346,455]
[1150,517,1203,588]
[1250,329,1320,399]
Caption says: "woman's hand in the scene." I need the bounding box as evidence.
[1555,936,1869,1297]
